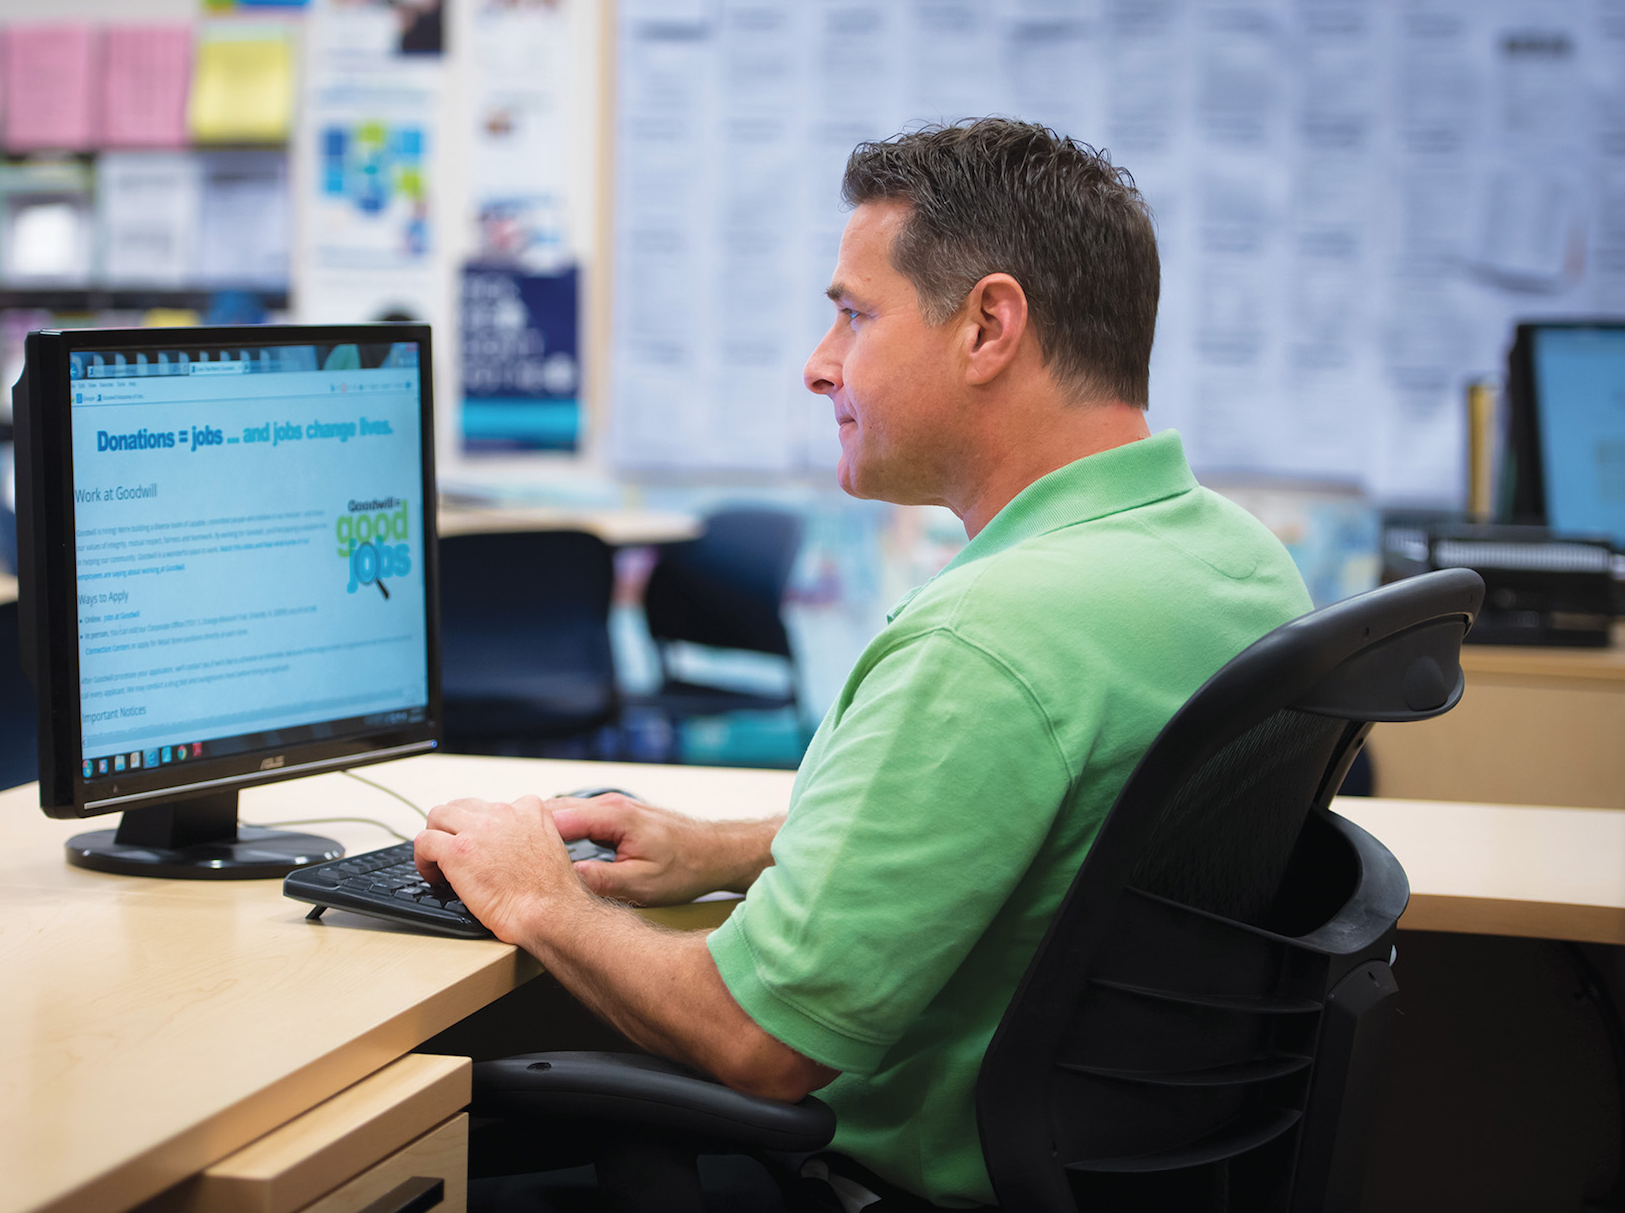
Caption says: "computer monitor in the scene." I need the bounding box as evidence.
[13,324,441,878]
[1504,321,1625,548]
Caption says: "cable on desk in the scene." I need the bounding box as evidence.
[245,816,413,844]
[342,768,431,820]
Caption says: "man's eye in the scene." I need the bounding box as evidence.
[840,307,861,327]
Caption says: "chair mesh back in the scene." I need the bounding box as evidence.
[1131,709,1356,926]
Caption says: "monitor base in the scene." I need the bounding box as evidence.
[65,792,344,879]
[66,827,345,879]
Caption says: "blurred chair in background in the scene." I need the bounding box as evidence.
[0,600,38,791]
[438,530,620,758]
[0,502,17,575]
[634,508,804,763]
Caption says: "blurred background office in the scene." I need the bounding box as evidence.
[0,0,1620,770]
[0,5,1622,1209]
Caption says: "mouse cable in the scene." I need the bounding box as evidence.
[342,768,431,820]
[243,815,414,844]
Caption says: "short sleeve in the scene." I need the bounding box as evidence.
[707,627,1075,1074]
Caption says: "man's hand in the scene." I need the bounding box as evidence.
[414,794,582,943]
[412,792,833,1104]
[550,792,781,906]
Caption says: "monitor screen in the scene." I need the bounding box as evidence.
[1517,323,1625,547]
[14,324,441,877]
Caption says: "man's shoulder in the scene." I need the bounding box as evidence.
[902,483,1309,638]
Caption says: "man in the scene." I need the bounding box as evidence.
[416,119,1313,1208]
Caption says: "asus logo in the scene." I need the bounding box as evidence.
[260,755,285,771]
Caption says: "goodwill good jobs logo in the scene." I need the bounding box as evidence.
[337,498,412,599]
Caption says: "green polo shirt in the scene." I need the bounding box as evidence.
[708,431,1313,1206]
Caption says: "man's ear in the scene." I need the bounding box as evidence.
[960,273,1029,386]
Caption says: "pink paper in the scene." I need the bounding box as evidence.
[4,24,99,152]
[102,26,193,149]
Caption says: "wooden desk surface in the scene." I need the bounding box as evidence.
[0,754,791,1213]
[435,504,701,546]
[1336,796,1625,946]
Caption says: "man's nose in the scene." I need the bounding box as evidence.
[804,325,841,396]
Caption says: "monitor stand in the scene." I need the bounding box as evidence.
[65,790,344,879]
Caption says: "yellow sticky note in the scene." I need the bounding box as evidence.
[141,308,201,328]
[188,28,294,144]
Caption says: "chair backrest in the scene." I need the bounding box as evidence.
[976,568,1484,1213]
[643,508,803,659]
[437,529,618,741]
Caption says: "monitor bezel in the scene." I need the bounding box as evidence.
[1505,318,1625,536]
[16,322,443,822]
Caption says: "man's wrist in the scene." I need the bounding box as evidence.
[514,868,607,962]
[709,816,781,894]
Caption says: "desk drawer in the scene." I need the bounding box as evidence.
[300,1114,466,1213]
[143,1054,470,1213]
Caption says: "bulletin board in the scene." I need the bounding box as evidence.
[604,0,1625,503]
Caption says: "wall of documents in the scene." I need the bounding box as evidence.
[607,0,1625,504]
[0,18,292,293]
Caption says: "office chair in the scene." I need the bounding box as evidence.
[0,502,17,575]
[636,507,804,729]
[469,568,1484,1213]
[438,530,620,755]
[0,600,39,790]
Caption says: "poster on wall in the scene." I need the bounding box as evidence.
[297,0,445,331]
[311,109,431,273]
[467,0,575,271]
[460,264,580,451]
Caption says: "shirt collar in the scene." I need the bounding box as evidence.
[886,430,1197,622]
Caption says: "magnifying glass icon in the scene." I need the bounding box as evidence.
[350,542,390,599]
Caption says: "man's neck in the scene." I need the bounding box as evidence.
[954,401,1152,539]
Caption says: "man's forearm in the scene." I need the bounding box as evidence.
[517,881,832,1101]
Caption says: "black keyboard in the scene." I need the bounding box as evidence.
[282,789,627,939]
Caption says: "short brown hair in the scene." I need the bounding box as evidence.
[842,120,1159,407]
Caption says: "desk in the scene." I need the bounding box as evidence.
[1367,633,1625,809]
[435,504,700,547]
[5,756,1622,1213]
[1336,796,1625,945]
[0,754,785,1213]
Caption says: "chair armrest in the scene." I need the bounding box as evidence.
[471,1051,836,1153]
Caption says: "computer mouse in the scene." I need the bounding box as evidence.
[558,787,635,863]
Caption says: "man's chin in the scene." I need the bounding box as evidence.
[835,452,878,501]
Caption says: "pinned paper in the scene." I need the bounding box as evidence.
[96,152,201,286]
[0,162,95,284]
[188,25,294,144]
[4,24,99,152]
[197,151,290,287]
[102,26,193,149]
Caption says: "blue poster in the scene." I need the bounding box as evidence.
[460,264,580,452]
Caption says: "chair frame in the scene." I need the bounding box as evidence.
[977,568,1484,1212]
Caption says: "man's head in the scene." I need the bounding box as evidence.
[839,119,1159,408]
[804,119,1158,530]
